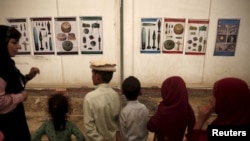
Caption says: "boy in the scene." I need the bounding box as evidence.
[83,59,121,141]
[119,76,149,141]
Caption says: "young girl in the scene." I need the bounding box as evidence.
[187,77,250,141]
[31,93,85,141]
[147,76,195,141]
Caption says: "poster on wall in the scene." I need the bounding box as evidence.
[30,17,55,55]
[214,19,240,56]
[185,19,209,55]
[162,18,185,54]
[80,16,103,54]
[54,17,79,55]
[7,18,31,55]
[140,18,162,54]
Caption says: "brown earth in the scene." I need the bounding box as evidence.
[24,88,216,141]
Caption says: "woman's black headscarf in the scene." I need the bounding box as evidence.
[0,25,21,81]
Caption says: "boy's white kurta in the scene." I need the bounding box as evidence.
[83,83,121,141]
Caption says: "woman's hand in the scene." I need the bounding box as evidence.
[26,67,40,81]
[21,91,28,101]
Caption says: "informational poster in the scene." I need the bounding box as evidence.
[54,17,78,55]
[140,18,162,54]
[7,18,31,55]
[185,19,209,55]
[214,19,240,56]
[162,18,185,54]
[80,16,103,54]
[30,17,54,55]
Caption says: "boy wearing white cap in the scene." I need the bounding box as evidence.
[83,59,121,141]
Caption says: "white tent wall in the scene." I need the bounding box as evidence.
[0,0,121,88]
[0,0,249,88]
[123,0,250,87]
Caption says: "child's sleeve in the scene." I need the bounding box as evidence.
[31,122,46,141]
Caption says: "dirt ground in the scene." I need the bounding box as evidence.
[24,87,216,141]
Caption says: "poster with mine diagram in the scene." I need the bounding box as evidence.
[7,18,31,55]
[54,17,79,55]
[30,17,55,55]
[140,18,162,54]
[185,19,209,55]
[80,16,103,54]
[162,18,185,54]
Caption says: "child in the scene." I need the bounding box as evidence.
[147,76,195,141]
[187,77,250,141]
[31,93,85,141]
[119,76,149,141]
[83,59,121,141]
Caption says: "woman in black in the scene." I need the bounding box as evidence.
[0,25,40,141]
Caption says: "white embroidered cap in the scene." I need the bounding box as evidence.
[90,59,116,72]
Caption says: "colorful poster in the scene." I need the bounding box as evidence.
[214,19,240,56]
[162,18,185,54]
[7,18,31,55]
[140,18,162,54]
[80,16,103,54]
[30,17,54,55]
[54,17,78,55]
[185,19,209,55]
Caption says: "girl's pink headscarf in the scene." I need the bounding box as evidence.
[212,77,250,125]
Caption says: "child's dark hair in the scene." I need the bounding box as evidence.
[93,70,113,83]
[122,76,141,100]
[48,93,70,131]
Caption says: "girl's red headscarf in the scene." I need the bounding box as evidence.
[212,77,250,125]
[147,76,195,141]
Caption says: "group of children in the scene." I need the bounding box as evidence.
[31,60,250,141]
[29,63,150,141]
[30,76,151,141]
[30,59,195,141]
